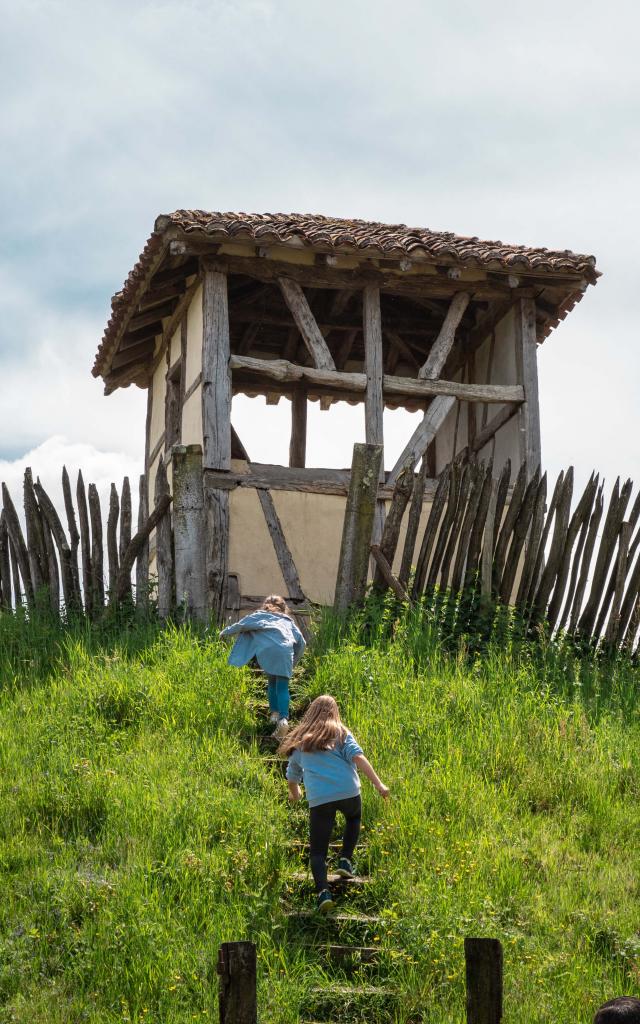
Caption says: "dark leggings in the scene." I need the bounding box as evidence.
[309,795,362,893]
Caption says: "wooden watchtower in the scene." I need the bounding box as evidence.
[93,211,598,620]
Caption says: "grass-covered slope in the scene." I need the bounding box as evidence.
[0,611,639,1023]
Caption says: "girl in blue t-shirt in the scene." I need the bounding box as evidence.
[220,595,305,738]
[279,694,389,914]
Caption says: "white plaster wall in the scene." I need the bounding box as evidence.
[182,387,203,447]
[486,307,520,475]
[229,487,287,596]
[149,359,167,454]
[435,369,468,472]
[168,325,181,368]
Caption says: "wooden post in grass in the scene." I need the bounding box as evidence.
[218,941,257,1024]
[171,444,207,621]
[465,937,503,1024]
[334,442,383,614]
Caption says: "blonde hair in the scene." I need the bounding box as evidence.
[261,594,292,617]
[278,694,348,756]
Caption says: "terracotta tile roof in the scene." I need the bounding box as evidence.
[160,210,598,274]
[94,211,598,380]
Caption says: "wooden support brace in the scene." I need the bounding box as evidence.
[419,291,470,379]
[387,396,456,487]
[370,544,410,603]
[279,278,336,371]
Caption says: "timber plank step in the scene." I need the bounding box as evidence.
[288,872,369,886]
[309,944,381,964]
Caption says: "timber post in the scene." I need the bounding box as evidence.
[201,265,231,623]
[154,456,173,619]
[334,442,383,614]
[465,937,503,1024]
[217,941,257,1024]
[514,297,541,477]
[170,444,208,622]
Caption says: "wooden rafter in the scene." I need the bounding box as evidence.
[278,278,336,371]
[419,292,470,379]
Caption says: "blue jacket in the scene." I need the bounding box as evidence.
[286,733,363,807]
[220,611,305,679]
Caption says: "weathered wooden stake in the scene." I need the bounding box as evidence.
[76,471,93,618]
[373,459,414,591]
[334,443,383,614]
[2,482,34,608]
[88,484,105,612]
[107,483,120,601]
[0,513,11,610]
[154,456,173,619]
[217,941,257,1024]
[481,478,499,600]
[136,474,149,611]
[465,937,503,1024]
[119,476,132,602]
[398,458,428,589]
[171,445,207,621]
[62,466,81,609]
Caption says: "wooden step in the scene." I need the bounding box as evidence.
[284,911,381,924]
[288,872,369,887]
[312,944,381,964]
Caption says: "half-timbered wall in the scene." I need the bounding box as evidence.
[142,246,541,606]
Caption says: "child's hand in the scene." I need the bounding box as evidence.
[376,783,390,800]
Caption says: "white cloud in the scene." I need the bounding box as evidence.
[0,436,142,537]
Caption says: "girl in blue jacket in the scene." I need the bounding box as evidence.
[220,595,305,737]
[279,694,389,914]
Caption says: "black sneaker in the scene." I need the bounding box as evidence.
[317,889,336,914]
[335,857,355,879]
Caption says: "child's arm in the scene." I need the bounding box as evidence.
[219,612,264,639]
[285,752,303,802]
[354,754,390,799]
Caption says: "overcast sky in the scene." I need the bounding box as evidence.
[1,0,639,515]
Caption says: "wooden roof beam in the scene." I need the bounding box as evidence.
[278,278,336,371]
[198,250,524,302]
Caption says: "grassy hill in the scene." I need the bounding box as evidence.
[0,607,639,1023]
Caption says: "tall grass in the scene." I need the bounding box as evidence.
[0,606,638,1022]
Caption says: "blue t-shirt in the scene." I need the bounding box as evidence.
[286,732,363,807]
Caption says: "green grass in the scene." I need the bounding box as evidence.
[0,606,639,1022]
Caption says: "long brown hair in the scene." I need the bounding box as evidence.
[261,594,292,617]
[278,695,348,756]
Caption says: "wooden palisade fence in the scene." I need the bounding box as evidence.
[341,445,640,653]
[0,465,171,617]
[2,445,640,652]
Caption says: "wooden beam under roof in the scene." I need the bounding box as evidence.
[228,354,524,404]
[198,251,538,303]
